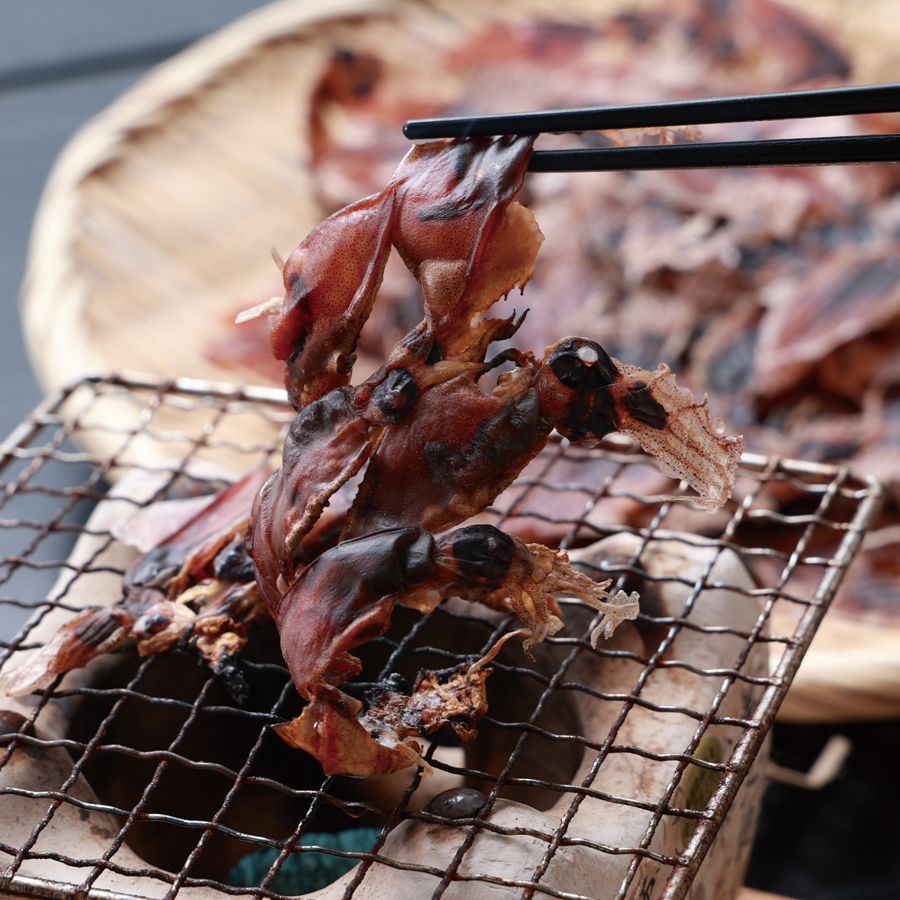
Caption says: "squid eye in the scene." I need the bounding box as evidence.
[547,339,617,389]
[451,525,515,582]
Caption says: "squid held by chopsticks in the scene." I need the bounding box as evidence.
[1,136,741,779]
[245,135,741,775]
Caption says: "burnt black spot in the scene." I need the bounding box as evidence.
[142,613,171,634]
[423,440,458,474]
[426,787,487,820]
[84,608,137,650]
[451,525,515,583]
[215,656,249,706]
[418,191,491,221]
[213,537,255,583]
[416,142,482,220]
[449,139,478,181]
[363,672,410,708]
[474,390,540,463]
[424,391,540,487]
[425,341,444,365]
[418,137,530,221]
[127,546,181,589]
[323,527,435,601]
[372,368,419,423]
[625,382,668,429]
[400,323,433,359]
[565,387,618,441]
[548,339,617,389]
[287,269,307,303]
[283,388,357,468]
[285,344,312,411]
[417,201,467,222]
[399,529,436,585]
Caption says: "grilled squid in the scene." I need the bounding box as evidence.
[246,136,741,776]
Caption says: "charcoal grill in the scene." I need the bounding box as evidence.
[0,374,884,900]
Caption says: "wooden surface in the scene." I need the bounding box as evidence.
[775,611,900,723]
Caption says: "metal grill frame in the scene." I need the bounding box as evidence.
[0,373,885,900]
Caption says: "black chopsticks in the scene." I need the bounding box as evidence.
[404,83,900,138]
[529,134,900,172]
[403,83,900,171]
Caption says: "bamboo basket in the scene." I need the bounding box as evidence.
[19,0,900,723]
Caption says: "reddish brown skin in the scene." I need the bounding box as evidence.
[248,388,376,610]
[269,524,517,777]
[249,333,636,592]
[275,196,397,408]
[274,527,434,696]
[271,136,534,409]
[342,340,622,539]
[276,524,543,698]
[342,372,545,538]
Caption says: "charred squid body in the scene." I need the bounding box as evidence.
[1,137,744,787]
[251,330,741,598]
[341,338,618,536]
[240,136,742,778]
[271,524,637,776]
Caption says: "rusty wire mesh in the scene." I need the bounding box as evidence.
[0,374,884,900]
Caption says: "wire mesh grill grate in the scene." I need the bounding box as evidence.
[0,374,884,900]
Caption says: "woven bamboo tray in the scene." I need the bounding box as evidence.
[19,0,900,723]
